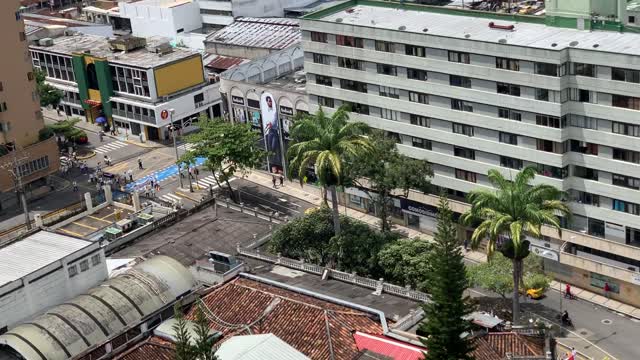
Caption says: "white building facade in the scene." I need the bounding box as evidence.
[302,2,640,306]
[119,0,203,40]
[0,232,107,332]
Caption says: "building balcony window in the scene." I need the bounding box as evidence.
[612,94,640,110]
[454,146,475,160]
[537,164,568,179]
[570,140,598,155]
[455,169,477,183]
[336,35,363,48]
[573,165,598,181]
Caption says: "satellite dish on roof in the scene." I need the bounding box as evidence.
[569,41,579,47]
[498,38,507,44]
[398,25,406,31]
[335,18,343,23]
[422,28,429,32]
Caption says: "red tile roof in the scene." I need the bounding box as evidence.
[114,337,174,360]
[471,332,544,360]
[187,277,385,360]
[353,332,425,360]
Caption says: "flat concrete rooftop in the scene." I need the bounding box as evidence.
[29,33,200,68]
[56,205,134,239]
[309,1,640,56]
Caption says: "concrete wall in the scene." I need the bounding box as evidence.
[231,0,316,17]
[119,0,202,40]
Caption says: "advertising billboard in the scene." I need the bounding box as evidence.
[260,92,282,172]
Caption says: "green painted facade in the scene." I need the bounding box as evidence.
[70,54,114,120]
[94,60,114,118]
[71,55,90,111]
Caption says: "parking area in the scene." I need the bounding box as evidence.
[56,205,133,238]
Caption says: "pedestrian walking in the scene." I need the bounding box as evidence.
[103,155,109,165]
[463,238,469,251]
[145,184,150,197]
[604,282,611,298]
[272,175,277,188]
[150,186,156,198]
[564,283,572,299]
[150,178,155,189]
[99,131,104,142]
[138,158,143,170]
[72,181,78,192]
[279,173,284,186]
[139,132,144,143]
[128,169,134,182]
[155,182,160,192]
[89,173,94,183]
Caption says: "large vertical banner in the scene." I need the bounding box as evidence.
[260,92,281,172]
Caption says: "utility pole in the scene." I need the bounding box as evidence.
[169,109,184,189]
[0,145,32,229]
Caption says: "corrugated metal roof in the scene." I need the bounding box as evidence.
[205,55,248,70]
[216,334,310,360]
[0,231,93,286]
[353,332,425,360]
[206,17,301,50]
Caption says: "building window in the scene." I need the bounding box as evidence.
[380,108,399,120]
[377,64,397,76]
[574,166,598,181]
[453,123,474,136]
[412,137,431,149]
[569,115,598,129]
[317,96,334,108]
[613,148,640,164]
[379,86,399,99]
[451,99,473,112]
[410,114,430,127]
[499,132,518,145]
[613,174,640,190]
[336,35,363,48]
[455,169,477,183]
[0,102,7,112]
[572,191,600,206]
[500,156,523,169]
[310,31,327,43]
[536,114,566,128]
[612,94,640,110]
[448,51,470,64]
[613,199,640,216]
[345,102,369,115]
[537,164,568,179]
[315,75,332,86]
[630,16,636,23]
[79,259,89,272]
[27,72,34,81]
[340,79,367,93]
[571,63,596,77]
[375,40,395,52]
[570,140,598,155]
[405,45,425,57]
[407,68,427,81]
[338,57,364,70]
[612,121,640,137]
[612,67,640,83]
[534,62,559,76]
[496,57,520,71]
[498,108,521,121]
[450,75,471,88]
[68,265,78,278]
[535,88,549,101]
[409,91,428,104]
[312,53,330,65]
[497,82,521,97]
[454,146,475,160]
[19,32,26,42]
[536,139,567,153]
[568,88,593,103]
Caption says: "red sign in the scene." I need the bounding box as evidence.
[161,110,169,120]
[84,99,101,106]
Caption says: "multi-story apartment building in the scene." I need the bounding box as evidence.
[30,34,221,141]
[0,0,60,204]
[302,0,640,306]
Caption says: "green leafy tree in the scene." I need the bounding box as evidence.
[193,301,217,360]
[460,167,570,323]
[467,253,553,300]
[35,69,63,109]
[287,106,373,236]
[184,117,266,202]
[377,238,432,291]
[345,130,432,232]
[172,302,194,360]
[419,198,475,359]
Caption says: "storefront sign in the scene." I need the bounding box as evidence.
[231,96,245,105]
[530,244,559,262]
[590,273,619,293]
[400,199,437,218]
[279,106,294,116]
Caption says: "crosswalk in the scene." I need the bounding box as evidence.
[94,141,128,154]
[191,175,220,189]
[177,143,196,153]
[160,193,183,204]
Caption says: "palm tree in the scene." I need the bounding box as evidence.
[460,166,570,324]
[287,106,372,236]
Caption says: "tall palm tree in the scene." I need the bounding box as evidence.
[460,166,570,324]
[287,106,372,235]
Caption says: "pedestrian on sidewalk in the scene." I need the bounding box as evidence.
[138,158,143,170]
[463,238,469,252]
[604,282,611,298]
[99,131,104,142]
[127,169,133,182]
[89,173,94,183]
[272,175,277,188]
[279,173,284,186]
[72,181,78,192]
[565,283,573,299]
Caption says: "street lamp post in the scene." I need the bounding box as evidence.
[169,109,183,189]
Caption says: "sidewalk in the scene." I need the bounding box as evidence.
[42,108,162,149]
[241,170,640,321]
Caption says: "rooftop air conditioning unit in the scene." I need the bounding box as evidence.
[38,38,54,47]
[208,251,239,273]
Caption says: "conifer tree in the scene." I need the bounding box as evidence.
[419,198,475,360]
[193,301,217,360]
[172,302,194,360]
